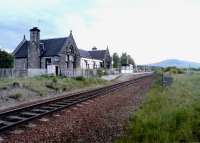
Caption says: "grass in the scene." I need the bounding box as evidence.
[115,73,200,143]
[8,93,22,100]
[0,75,108,96]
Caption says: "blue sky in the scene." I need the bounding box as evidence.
[1,0,200,64]
[0,0,93,48]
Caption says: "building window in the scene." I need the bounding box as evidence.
[67,55,70,68]
[70,46,74,54]
[93,61,96,69]
[54,56,59,62]
[100,62,103,68]
[65,55,68,62]
[45,58,51,69]
[66,46,74,54]
[23,62,26,70]
[84,60,88,69]
[69,55,74,62]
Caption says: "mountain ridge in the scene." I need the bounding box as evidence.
[149,59,200,68]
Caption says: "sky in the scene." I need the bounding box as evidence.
[0,0,200,64]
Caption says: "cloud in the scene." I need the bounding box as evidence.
[0,45,12,53]
[1,0,200,64]
[68,0,200,64]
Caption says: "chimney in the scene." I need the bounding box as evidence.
[69,30,73,37]
[92,46,97,51]
[28,27,41,69]
[30,27,40,43]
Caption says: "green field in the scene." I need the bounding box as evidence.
[0,76,108,96]
[115,73,200,143]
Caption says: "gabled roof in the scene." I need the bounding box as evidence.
[14,41,28,58]
[79,49,91,58]
[14,36,109,61]
[88,50,107,60]
[14,37,68,58]
[40,38,67,57]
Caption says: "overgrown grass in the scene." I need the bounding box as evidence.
[115,73,200,143]
[0,76,108,96]
[8,93,22,100]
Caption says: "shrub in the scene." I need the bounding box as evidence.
[164,67,184,74]
[115,73,200,143]
[75,76,85,81]
[46,82,59,91]
[52,77,58,83]
[97,69,104,77]
[8,93,22,100]
[12,82,21,87]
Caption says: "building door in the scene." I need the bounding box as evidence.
[55,66,59,76]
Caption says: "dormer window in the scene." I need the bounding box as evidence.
[66,55,69,62]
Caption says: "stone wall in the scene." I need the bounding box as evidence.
[58,35,80,76]
[14,58,27,70]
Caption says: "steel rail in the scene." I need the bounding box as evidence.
[0,73,154,133]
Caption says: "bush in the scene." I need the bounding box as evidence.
[12,82,21,87]
[8,93,22,100]
[164,67,184,74]
[115,73,200,143]
[0,49,14,68]
[46,82,59,91]
[75,76,85,81]
[97,69,104,77]
[52,77,58,83]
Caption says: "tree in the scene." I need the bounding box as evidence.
[112,52,120,68]
[127,55,135,67]
[120,53,128,66]
[0,49,14,68]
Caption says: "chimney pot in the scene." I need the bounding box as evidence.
[92,47,97,51]
[30,27,40,32]
[30,27,40,42]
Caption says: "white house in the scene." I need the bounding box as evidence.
[79,47,112,69]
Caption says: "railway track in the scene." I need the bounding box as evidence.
[0,73,154,134]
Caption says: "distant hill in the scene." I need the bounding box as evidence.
[149,59,200,68]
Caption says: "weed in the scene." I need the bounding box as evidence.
[115,73,200,143]
[74,76,85,81]
[8,93,22,100]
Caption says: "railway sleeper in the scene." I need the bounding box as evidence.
[49,104,65,108]
[0,120,12,128]
[20,112,40,118]
[55,102,71,106]
[39,106,56,110]
[31,109,49,114]
[5,116,26,122]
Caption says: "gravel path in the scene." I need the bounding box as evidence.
[1,75,154,143]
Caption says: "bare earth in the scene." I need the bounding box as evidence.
[1,74,153,143]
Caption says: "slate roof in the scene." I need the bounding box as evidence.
[40,38,67,57]
[88,50,107,60]
[14,41,29,58]
[14,37,68,58]
[79,49,91,58]
[14,37,108,61]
